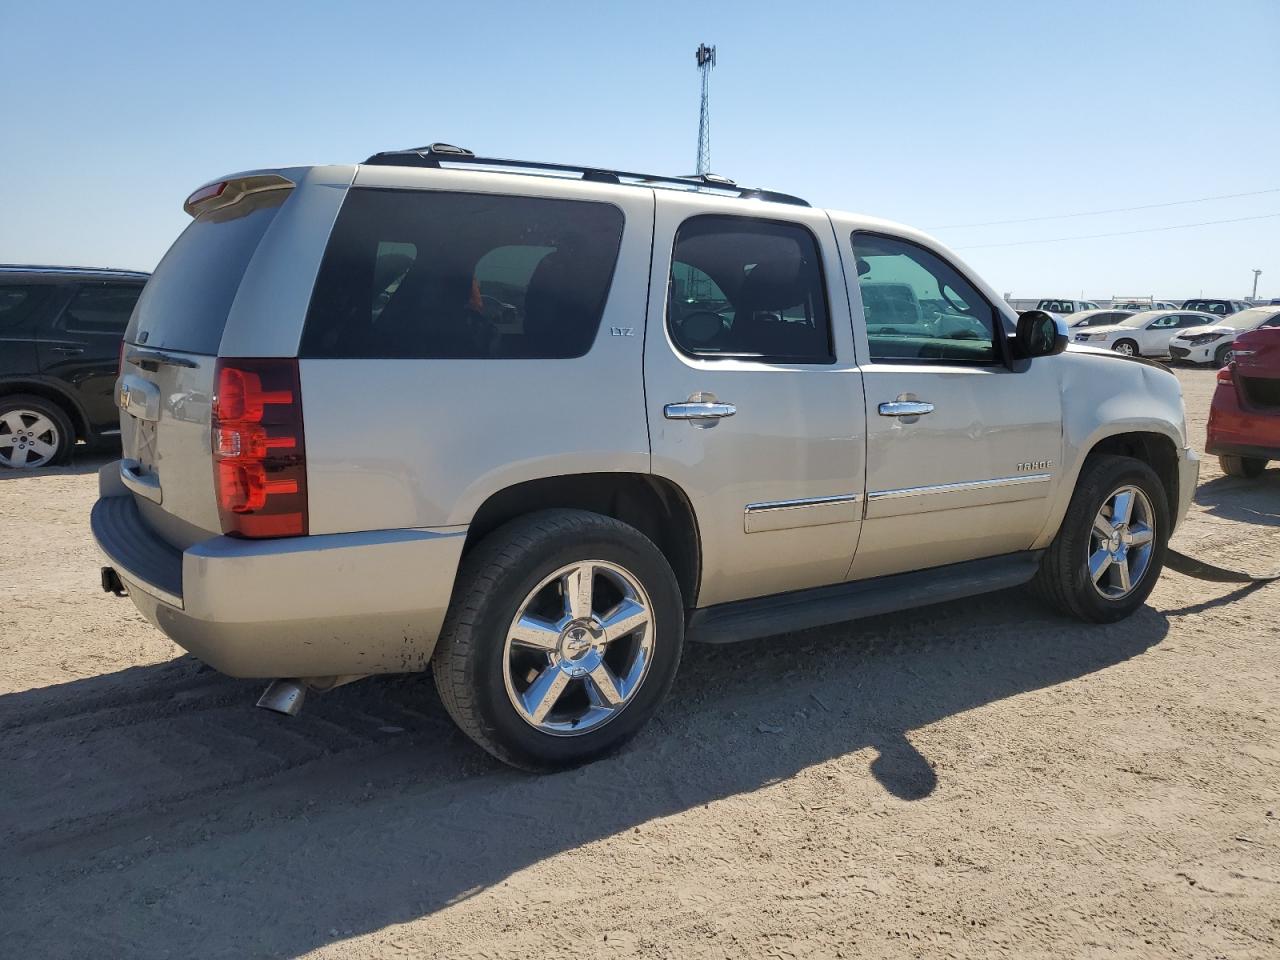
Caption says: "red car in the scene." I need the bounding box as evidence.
[1207,327,1280,477]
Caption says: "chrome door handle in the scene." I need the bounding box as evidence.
[878,400,934,417]
[50,346,84,355]
[665,401,737,420]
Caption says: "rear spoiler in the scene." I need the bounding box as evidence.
[184,172,296,217]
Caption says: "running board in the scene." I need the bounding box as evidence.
[685,551,1043,645]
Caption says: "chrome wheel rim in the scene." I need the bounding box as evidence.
[1113,342,1136,356]
[0,409,59,468]
[1088,485,1156,600]
[502,560,655,736]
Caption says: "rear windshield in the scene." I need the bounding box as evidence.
[127,192,286,354]
[300,188,625,359]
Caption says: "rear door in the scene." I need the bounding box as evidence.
[0,281,63,383]
[644,193,865,607]
[37,281,143,433]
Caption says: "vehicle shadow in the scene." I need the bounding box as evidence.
[0,590,1168,958]
[1193,471,1280,527]
[0,449,113,481]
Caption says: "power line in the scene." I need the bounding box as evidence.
[932,188,1280,229]
[954,212,1280,250]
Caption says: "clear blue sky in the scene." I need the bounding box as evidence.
[2,0,1276,300]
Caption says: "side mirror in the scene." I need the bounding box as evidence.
[1014,310,1068,359]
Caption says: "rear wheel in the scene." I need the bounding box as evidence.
[432,509,683,771]
[1032,455,1169,623]
[1219,455,1266,478]
[0,395,74,469]
[1112,339,1139,357]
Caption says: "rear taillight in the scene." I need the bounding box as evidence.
[211,358,307,538]
[1217,364,1234,385]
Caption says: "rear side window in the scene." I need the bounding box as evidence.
[128,191,287,354]
[0,284,57,328]
[667,215,833,364]
[301,189,625,359]
[62,283,143,334]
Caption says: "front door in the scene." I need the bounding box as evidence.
[645,193,866,608]
[837,229,1064,581]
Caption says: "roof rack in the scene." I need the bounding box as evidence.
[362,143,810,207]
[0,264,150,278]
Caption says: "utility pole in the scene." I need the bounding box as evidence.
[1252,269,1262,300]
[695,44,716,176]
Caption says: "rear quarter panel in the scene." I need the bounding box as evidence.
[301,169,656,535]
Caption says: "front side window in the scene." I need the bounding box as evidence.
[852,233,1000,364]
[1147,314,1180,329]
[667,215,833,364]
[62,283,143,334]
[302,189,625,359]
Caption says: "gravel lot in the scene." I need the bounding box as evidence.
[1,367,1277,959]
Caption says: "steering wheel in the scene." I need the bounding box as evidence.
[677,310,727,345]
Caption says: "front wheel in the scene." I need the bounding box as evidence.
[432,509,683,771]
[1214,344,1234,367]
[1219,455,1266,478]
[1031,455,1169,623]
[1112,339,1139,357]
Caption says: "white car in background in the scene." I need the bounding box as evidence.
[1068,308,1136,329]
[1168,306,1280,367]
[1071,309,1220,357]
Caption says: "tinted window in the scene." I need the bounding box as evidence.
[62,283,143,334]
[128,191,287,354]
[1177,313,1210,327]
[0,284,57,328]
[1183,299,1229,315]
[302,189,623,360]
[667,216,832,363]
[853,233,1000,364]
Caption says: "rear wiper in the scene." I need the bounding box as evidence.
[126,349,199,370]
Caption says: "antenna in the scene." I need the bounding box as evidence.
[695,43,716,176]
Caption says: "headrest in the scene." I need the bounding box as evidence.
[739,255,809,312]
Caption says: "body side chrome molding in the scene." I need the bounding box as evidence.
[867,473,1051,502]
[744,493,862,534]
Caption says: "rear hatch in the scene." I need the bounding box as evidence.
[1233,328,1280,410]
[118,176,295,548]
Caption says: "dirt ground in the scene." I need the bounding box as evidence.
[1,367,1277,959]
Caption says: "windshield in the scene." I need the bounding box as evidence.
[1182,299,1230,314]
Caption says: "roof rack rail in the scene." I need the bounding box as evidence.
[0,264,150,278]
[362,143,809,207]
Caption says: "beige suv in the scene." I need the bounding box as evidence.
[92,144,1199,770]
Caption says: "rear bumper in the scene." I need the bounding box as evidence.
[91,483,466,678]
[1206,383,1280,461]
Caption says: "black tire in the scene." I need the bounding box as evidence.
[432,509,684,771]
[1214,344,1233,367]
[1112,339,1139,357]
[0,394,75,469]
[1219,454,1266,478]
[1031,454,1170,623]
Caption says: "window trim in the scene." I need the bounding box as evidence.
[665,213,837,366]
[851,230,1009,368]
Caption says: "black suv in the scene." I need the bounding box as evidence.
[1,265,148,469]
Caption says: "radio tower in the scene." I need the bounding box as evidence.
[695,43,716,175]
